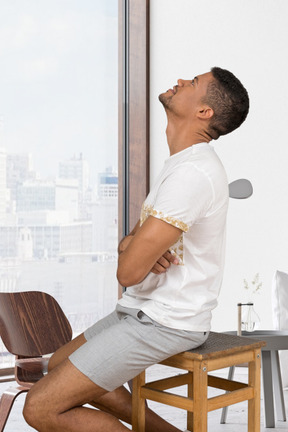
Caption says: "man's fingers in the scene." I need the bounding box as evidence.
[150,251,179,274]
[157,256,171,269]
[163,251,179,265]
[151,263,166,274]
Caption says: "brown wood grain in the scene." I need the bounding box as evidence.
[118,0,150,240]
[128,0,150,232]
[0,291,72,358]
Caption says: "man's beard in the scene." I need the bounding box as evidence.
[158,92,171,109]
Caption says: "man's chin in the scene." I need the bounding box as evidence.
[158,92,170,107]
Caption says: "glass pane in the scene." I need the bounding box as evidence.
[0,0,118,367]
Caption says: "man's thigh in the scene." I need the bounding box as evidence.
[69,308,207,392]
[49,310,120,371]
[84,309,120,340]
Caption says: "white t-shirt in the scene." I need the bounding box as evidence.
[118,142,229,331]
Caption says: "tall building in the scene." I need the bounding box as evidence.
[58,154,89,193]
[0,148,7,222]
[60,222,93,255]
[0,219,93,260]
[0,226,18,258]
[16,179,79,221]
[98,168,118,199]
[17,180,55,212]
[0,120,11,223]
[6,153,35,202]
[92,168,118,254]
[92,200,117,254]
[17,227,33,260]
[55,178,79,221]
[58,154,90,219]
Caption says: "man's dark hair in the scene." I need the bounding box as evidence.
[204,67,249,140]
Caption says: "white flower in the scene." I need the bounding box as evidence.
[243,273,262,296]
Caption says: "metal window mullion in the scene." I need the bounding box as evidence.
[122,0,129,237]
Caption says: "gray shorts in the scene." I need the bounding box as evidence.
[69,304,208,391]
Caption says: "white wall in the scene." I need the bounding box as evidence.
[150,0,288,331]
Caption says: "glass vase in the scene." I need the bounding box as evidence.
[241,302,260,332]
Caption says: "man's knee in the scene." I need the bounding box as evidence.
[23,389,56,431]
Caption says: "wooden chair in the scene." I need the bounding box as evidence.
[0,291,72,431]
[132,332,266,432]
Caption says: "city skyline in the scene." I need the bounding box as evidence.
[0,1,120,356]
[0,134,118,266]
[0,147,119,341]
[3,148,118,188]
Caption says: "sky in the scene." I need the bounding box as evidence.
[0,0,118,184]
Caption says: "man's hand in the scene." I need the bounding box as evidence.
[150,250,179,275]
[118,222,179,277]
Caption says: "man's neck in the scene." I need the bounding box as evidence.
[166,117,211,156]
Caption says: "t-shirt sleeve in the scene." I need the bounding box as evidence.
[149,165,214,232]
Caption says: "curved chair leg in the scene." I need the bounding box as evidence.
[0,386,29,432]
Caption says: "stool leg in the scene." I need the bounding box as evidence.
[220,365,235,424]
[193,360,208,432]
[248,349,261,432]
[132,372,146,432]
[187,372,193,431]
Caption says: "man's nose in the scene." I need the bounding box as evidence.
[177,79,185,86]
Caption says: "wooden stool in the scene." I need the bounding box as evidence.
[132,332,266,432]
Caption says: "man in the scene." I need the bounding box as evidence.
[23,67,249,432]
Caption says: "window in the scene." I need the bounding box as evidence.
[0,0,119,367]
[0,0,149,371]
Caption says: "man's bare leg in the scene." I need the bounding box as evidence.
[23,358,129,432]
[45,334,182,432]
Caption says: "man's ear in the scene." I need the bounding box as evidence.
[197,105,214,120]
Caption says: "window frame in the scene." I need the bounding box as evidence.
[118,0,150,243]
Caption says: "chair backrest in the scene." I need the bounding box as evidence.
[0,291,72,357]
[229,179,253,199]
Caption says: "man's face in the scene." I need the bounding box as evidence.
[159,72,213,118]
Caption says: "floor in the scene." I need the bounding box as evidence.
[0,366,287,431]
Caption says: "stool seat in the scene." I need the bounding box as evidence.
[132,331,266,432]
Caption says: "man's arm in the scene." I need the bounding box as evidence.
[117,216,182,287]
[118,219,179,279]
[118,220,140,255]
